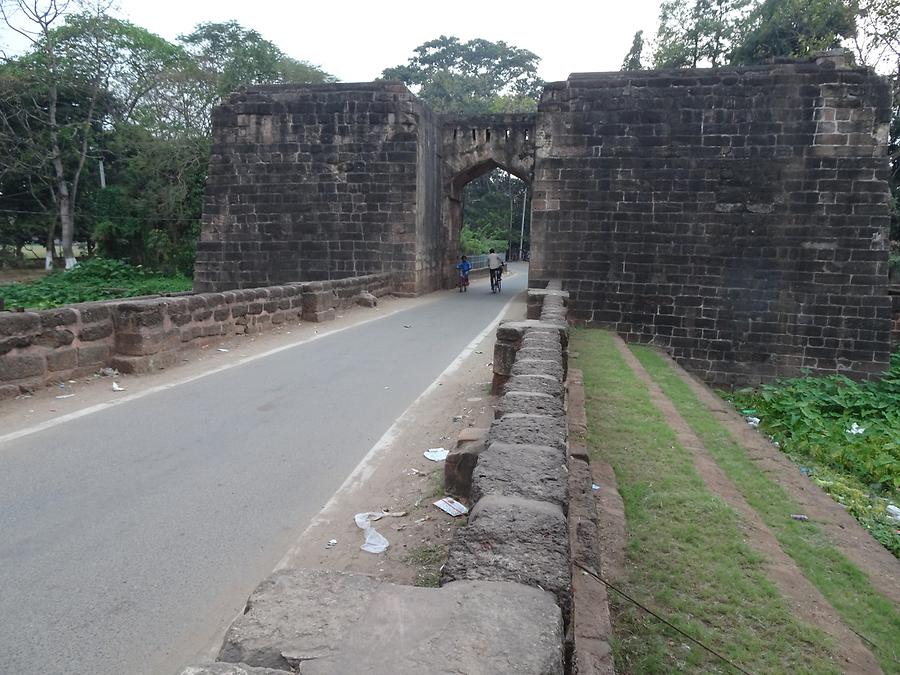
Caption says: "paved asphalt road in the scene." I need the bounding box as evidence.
[0,267,526,675]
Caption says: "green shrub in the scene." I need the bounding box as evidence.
[730,353,900,490]
[0,258,192,309]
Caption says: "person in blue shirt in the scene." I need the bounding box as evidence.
[456,255,472,292]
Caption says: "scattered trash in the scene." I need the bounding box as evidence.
[384,386,390,390]
[741,409,757,415]
[217,348,229,353]
[55,394,75,399]
[790,514,809,521]
[424,448,449,462]
[58,383,65,389]
[847,422,865,435]
[799,466,813,477]
[591,483,600,491]
[353,511,407,553]
[434,497,469,517]
[746,416,761,427]
[405,467,424,476]
[67,380,76,384]
[452,415,463,422]
[354,512,390,553]
[467,397,483,402]
[886,505,900,522]
[325,539,338,549]
[112,382,125,392]
[475,350,483,355]
[403,325,411,329]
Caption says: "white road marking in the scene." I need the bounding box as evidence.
[0,301,431,448]
[274,292,517,571]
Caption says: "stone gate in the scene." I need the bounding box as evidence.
[195,54,894,386]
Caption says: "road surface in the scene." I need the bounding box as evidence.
[0,266,527,675]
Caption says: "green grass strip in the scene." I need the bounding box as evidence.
[572,329,839,674]
[632,344,900,673]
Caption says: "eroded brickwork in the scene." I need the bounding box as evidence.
[530,58,893,386]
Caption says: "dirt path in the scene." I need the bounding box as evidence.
[613,336,882,674]
[668,356,900,608]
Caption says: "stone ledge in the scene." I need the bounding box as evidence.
[490,412,568,450]
[212,568,563,675]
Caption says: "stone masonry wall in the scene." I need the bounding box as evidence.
[195,83,441,296]
[531,56,894,387]
[0,273,391,397]
[443,282,572,623]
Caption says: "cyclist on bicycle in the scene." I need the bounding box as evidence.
[487,249,503,293]
[456,255,472,292]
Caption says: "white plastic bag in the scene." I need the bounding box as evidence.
[354,512,390,553]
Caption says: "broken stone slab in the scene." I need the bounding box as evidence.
[472,441,568,509]
[490,413,567,451]
[504,374,564,398]
[354,291,377,308]
[217,568,563,675]
[218,569,381,670]
[303,580,564,675]
[179,664,290,675]
[495,391,565,418]
[445,438,486,498]
[442,494,571,614]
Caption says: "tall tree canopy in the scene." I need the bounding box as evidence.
[0,4,333,272]
[382,35,542,113]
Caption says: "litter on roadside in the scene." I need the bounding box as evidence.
[790,514,809,521]
[591,483,600,491]
[846,422,865,435]
[424,448,448,462]
[354,512,390,553]
[405,467,424,476]
[55,394,75,399]
[434,497,468,517]
[799,466,812,477]
[746,416,761,427]
[886,504,900,522]
[403,325,411,329]
[112,382,125,392]
[452,415,463,422]
[217,348,229,353]
[325,539,337,549]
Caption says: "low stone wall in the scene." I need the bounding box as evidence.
[0,272,392,398]
[442,281,582,663]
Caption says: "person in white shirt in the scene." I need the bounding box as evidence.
[487,248,503,293]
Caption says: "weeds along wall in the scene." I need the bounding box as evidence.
[530,56,894,387]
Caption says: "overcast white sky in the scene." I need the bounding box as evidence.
[1,0,664,81]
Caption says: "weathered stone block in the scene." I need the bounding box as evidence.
[490,413,567,450]
[40,308,78,328]
[472,442,568,508]
[78,322,113,342]
[46,348,77,372]
[504,374,564,398]
[77,343,111,367]
[0,353,44,380]
[511,358,565,381]
[218,567,563,675]
[495,391,565,418]
[0,312,40,337]
[442,494,571,611]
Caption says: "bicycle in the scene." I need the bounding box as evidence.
[490,267,502,294]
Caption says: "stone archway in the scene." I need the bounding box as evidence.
[441,114,536,286]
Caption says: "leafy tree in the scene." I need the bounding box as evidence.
[731,0,857,64]
[654,0,751,68]
[622,30,646,70]
[0,1,184,268]
[382,35,542,113]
